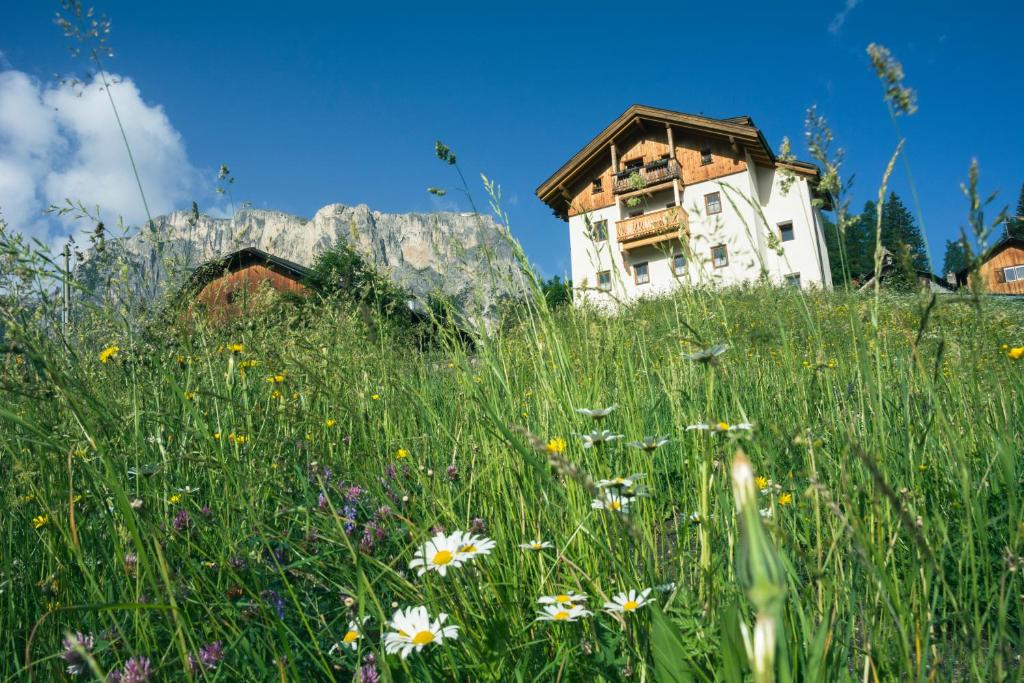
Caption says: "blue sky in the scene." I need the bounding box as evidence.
[1,1,1021,276]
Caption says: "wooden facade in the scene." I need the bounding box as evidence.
[182,247,311,321]
[960,237,1024,295]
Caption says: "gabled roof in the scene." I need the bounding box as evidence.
[536,104,823,214]
[955,234,1024,279]
[181,247,312,297]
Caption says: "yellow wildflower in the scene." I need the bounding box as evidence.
[325,419,336,428]
[1008,347,1024,360]
[266,373,286,384]
[545,437,567,454]
[168,494,182,505]
[184,391,195,401]
[32,515,48,529]
[270,390,282,399]
[226,343,245,354]
[371,393,381,401]
[396,448,410,459]
[778,493,793,506]
[755,476,768,491]
[98,345,120,363]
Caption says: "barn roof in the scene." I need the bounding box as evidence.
[181,247,312,297]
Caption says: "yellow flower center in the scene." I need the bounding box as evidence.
[531,542,542,549]
[342,630,359,644]
[555,594,571,604]
[609,500,622,511]
[433,550,454,565]
[614,477,625,484]
[717,422,730,431]
[411,630,435,645]
[623,600,639,611]
[460,545,476,553]
[553,610,571,621]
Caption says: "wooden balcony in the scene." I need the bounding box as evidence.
[613,159,680,194]
[616,206,689,250]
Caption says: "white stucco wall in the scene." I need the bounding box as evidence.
[569,164,831,306]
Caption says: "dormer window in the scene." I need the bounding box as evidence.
[700,147,713,166]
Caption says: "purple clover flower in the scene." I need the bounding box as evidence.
[342,505,357,534]
[188,641,225,674]
[261,589,287,619]
[61,631,95,676]
[446,464,459,482]
[172,509,190,533]
[318,492,329,511]
[469,517,486,534]
[359,653,380,683]
[118,656,152,683]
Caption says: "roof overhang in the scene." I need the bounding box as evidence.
[181,247,312,297]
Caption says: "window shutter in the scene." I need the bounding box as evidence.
[996,269,1006,283]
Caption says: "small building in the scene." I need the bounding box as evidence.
[182,247,311,320]
[956,235,1024,294]
[855,248,955,293]
[535,104,834,306]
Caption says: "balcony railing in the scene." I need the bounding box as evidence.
[613,159,680,194]
[616,206,689,247]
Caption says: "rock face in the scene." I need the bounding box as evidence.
[78,204,527,319]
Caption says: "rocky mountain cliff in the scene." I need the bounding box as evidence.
[77,203,528,319]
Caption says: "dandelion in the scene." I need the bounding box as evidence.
[596,474,644,489]
[266,373,286,384]
[778,493,793,506]
[98,345,120,363]
[61,631,95,676]
[371,393,381,401]
[396,448,409,459]
[32,515,48,529]
[519,539,553,551]
[627,436,670,452]
[755,476,769,491]
[168,494,181,505]
[1008,346,1024,360]
[591,494,634,513]
[545,437,567,454]
[408,531,466,577]
[325,419,336,428]
[226,343,244,354]
[686,422,753,434]
[579,430,624,448]
[575,405,617,421]
[383,605,458,659]
[603,588,652,614]
[684,343,728,364]
[535,604,592,622]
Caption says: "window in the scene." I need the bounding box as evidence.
[590,219,608,242]
[705,192,722,215]
[784,273,801,288]
[1003,264,1024,282]
[665,201,677,209]
[597,270,612,291]
[624,158,644,170]
[711,245,728,268]
[591,177,603,194]
[628,209,643,218]
[779,221,795,242]
[634,262,650,285]
[700,147,713,166]
[673,252,687,275]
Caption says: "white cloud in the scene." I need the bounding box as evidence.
[828,0,861,34]
[0,69,196,246]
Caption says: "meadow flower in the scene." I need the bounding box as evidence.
[603,588,652,614]
[683,343,728,364]
[778,493,793,506]
[113,656,153,683]
[538,591,587,606]
[130,498,143,510]
[453,530,495,560]
[359,654,380,683]
[1008,346,1024,360]
[445,464,460,481]
[396,448,409,459]
[336,619,365,650]
[755,476,770,492]
[261,589,287,619]
[61,631,95,676]
[579,430,624,448]
[686,422,753,434]
[535,604,592,622]
[371,393,381,401]
[188,641,225,674]
[627,436,670,452]
[689,512,702,524]
[469,517,487,534]
[519,539,553,551]
[383,605,458,658]
[545,437,567,454]
[591,494,634,513]
[575,405,617,421]
[596,474,644,489]
[98,345,120,363]
[167,494,181,505]
[32,515,48,529]
[325,418,336,427]
[173,509,191,532]
[124,553,138,576]
[226,343,245,354]
[408,531,466,576]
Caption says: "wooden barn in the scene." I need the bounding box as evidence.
[956,235,1024,295]
[181,247,312,320]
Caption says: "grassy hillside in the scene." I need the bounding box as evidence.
[1,283,1023,681]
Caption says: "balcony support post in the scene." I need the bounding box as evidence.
[673,178,681,207]
[665,123,674,158]
[610,142,619,174]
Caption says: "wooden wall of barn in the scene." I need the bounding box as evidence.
[192,263,308,320]
[974,244,1024,294]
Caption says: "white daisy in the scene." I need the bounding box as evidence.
[596,474,644,489]
[603,588,652,614]
[575,405,617,420]
[330,618,366,652]
[759,507,773,519]
[452,531,496,561]
[519,539,553,551]
[686,421,753,434]
[538,591,588,606]
[591,494,634,513]
[627,436,671,452]
[408,531,467,577]
[684,343,728,363]
[383,605,458,659]
[535,604,592,622]
[579,430,624,449]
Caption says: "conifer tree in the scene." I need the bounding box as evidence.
[1009,183,1024,239]
[941,238,967,276]
[880,192,929,270]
